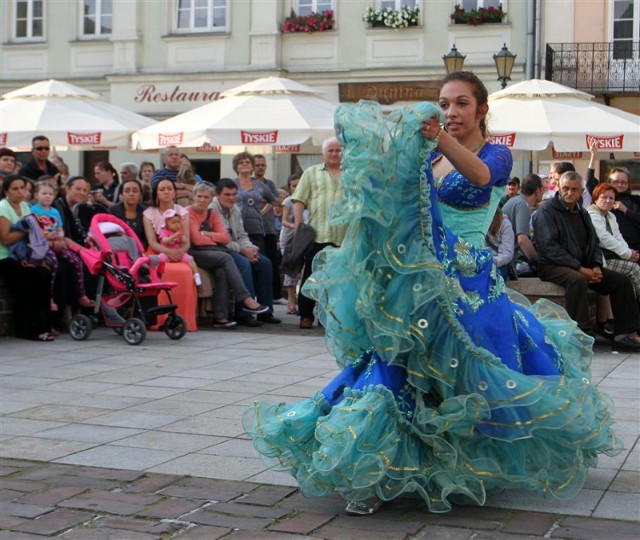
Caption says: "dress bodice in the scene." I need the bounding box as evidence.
[433,143,512,247]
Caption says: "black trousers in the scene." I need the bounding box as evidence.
[263,233,282,299]
[298,242,335,320]
[538,264,640,335]
[0,258,52,339]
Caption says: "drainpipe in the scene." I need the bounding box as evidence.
[534,0,542,78]
[526,0,535,80]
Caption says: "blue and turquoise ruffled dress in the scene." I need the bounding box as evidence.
[243,100,620,512]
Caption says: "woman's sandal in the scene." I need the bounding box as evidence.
[345,498,383,516]
[35,333,55,342]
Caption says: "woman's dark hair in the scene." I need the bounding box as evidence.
[286,173,301,193]
[120,178,143,194]
[66,175,90,188]
[138,161,155,180]
[95,161,119,183]
[2,174,27,196]
[150,177,175,207]
[441,71,489,138]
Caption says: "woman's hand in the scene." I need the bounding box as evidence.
[614,200,628,213]
[165,248,184,262]
[420,116,442,142]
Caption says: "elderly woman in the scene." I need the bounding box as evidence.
[587,182,640,301]
[187,183,269,328]
[0,175,54,340]
[232,152,275,253]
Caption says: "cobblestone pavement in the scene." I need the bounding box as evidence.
[1,307,639,539]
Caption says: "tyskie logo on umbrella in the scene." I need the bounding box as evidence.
[67,132,102,145]
[241,131,278,144]
[0,133,7,146]
[487,133,516,146]
[586,135,624,150]
[158,133,184,146]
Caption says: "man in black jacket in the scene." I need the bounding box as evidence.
[18,135,59,181]
[534,171,640,351]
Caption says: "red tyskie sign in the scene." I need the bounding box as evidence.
[241,130,278,144]
[158,133,184,146]
[488,133,516,147]
[68,132,102,145]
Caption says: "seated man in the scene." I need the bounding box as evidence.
[502,173,543,276]
[533,171,640,351]
[211,178,281,326]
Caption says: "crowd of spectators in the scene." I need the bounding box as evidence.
[489,142,640,350]
[1,135,637,349]
[0,137,302,340]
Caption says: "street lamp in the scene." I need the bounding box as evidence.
[493,43,516,89]
[442,44,466,74]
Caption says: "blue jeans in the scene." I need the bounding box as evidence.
[230,251,273,316]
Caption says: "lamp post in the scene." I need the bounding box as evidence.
[442,44,466,74]
[493,43,516,88]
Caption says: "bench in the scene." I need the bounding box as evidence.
[506,277,597,324]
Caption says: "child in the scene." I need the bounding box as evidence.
[159,208,202,286]
[31,182,95,310]
[279,174,305,315]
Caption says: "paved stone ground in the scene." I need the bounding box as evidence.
[1,306,639,539]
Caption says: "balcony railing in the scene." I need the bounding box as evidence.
[545,42,640,94]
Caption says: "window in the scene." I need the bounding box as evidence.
[82,0,112,37]
[14,0,44,40]
[456,0,502,9]
[297,0,333,17]
[175,0,227,32]
[612,0,639,59]
[379,0,418,9]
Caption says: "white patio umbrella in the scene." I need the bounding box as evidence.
[0,79,154,150]
[487,79,640,158]
[131,76,337,150]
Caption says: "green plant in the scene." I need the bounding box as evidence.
[363,5,420,29]
[451,4,505,25]
[283,9,334,33]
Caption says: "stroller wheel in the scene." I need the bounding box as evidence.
[69,314,93,341]
[122,318,146,346]
[164,313,187,340]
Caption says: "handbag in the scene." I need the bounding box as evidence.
[192,209,229,252]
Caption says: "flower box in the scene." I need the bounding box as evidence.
[283,9,334,34]
[363,5,420,29]
[451,4,506,25]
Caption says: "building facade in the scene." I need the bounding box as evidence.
[1,0,637,182]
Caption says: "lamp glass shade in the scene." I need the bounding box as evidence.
[442,45,466,74]
[493,43,516,82]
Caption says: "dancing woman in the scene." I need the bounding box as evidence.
[244,72,620,514]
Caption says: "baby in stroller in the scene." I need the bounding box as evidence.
[68,214,187,345]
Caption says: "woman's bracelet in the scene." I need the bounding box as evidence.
[433,123,444,147]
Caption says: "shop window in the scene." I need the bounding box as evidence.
[174,0,228,33]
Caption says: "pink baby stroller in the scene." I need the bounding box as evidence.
[68,214,187,345]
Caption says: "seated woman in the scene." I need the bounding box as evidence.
[187,183,269,328]
[109,178,148,251]
[587,183,640,301]
[143,178,198,331]
[0,175,54,341]
[485,208,514,280]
